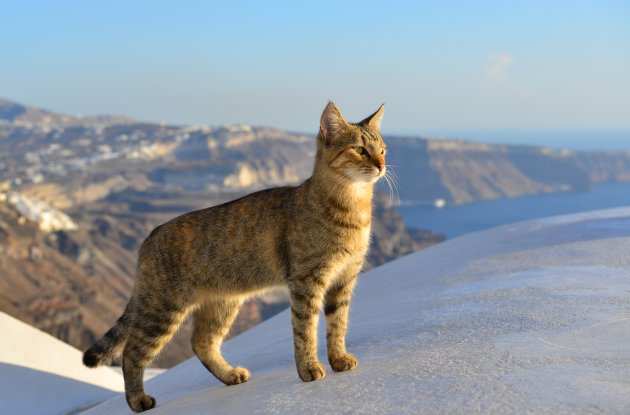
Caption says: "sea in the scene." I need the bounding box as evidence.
[394,129,630,238]
[396,181,630,240]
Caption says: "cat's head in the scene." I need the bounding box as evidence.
[317,102,387,184]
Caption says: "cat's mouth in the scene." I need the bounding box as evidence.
[359,166,386,183]
[371,168,386,183]
[341,165,386,183]
[371,164,386,179]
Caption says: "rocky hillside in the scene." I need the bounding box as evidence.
[0,98,444,367]
[2,97,630,209]
[1,97,629,367]
[0,97,133,126]
[0,201,126,351]
[0,185,442,367]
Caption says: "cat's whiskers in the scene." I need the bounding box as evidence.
[383,175,395,206]
[381,166,400,207]
[388,166,401,195]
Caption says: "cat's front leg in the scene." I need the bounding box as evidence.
[324,275,358,372]
[288,282,327,381]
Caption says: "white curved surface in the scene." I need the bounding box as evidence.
[62,207,630,413]
[0,312,123,415]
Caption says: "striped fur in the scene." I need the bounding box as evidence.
[83,102,387,412]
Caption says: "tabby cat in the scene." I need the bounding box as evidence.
[83,102,387,412]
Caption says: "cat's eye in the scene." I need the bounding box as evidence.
[380,148,385,155]
[356,146,366,155]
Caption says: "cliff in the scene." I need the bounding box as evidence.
[1,97,629,368]
[387,137,630,206]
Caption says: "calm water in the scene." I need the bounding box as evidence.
[397,181,630,239]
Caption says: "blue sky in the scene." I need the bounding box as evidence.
[1,1,629,140]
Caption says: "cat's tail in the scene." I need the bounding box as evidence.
[83,302,132,368]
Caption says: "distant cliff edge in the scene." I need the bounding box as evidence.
[387,136,630,206]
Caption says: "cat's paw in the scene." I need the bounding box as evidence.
[329,353,358,372]
[126,393,156,413]
[298,361,326,382]
[223,367,251,385]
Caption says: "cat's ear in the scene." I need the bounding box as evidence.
[359,103,385,131]
[319,102,348,143]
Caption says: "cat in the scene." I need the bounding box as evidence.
[83,102,387,412]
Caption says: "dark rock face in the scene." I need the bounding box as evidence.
[48,231,81,258]
[0,190,442,368]
[366,195,444,269]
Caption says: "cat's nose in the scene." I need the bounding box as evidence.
[375,162,384,172]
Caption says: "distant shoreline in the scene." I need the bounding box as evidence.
[408,128,630,152]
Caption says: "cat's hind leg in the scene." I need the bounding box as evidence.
[191,297,250,385]
[122,295,189,412]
